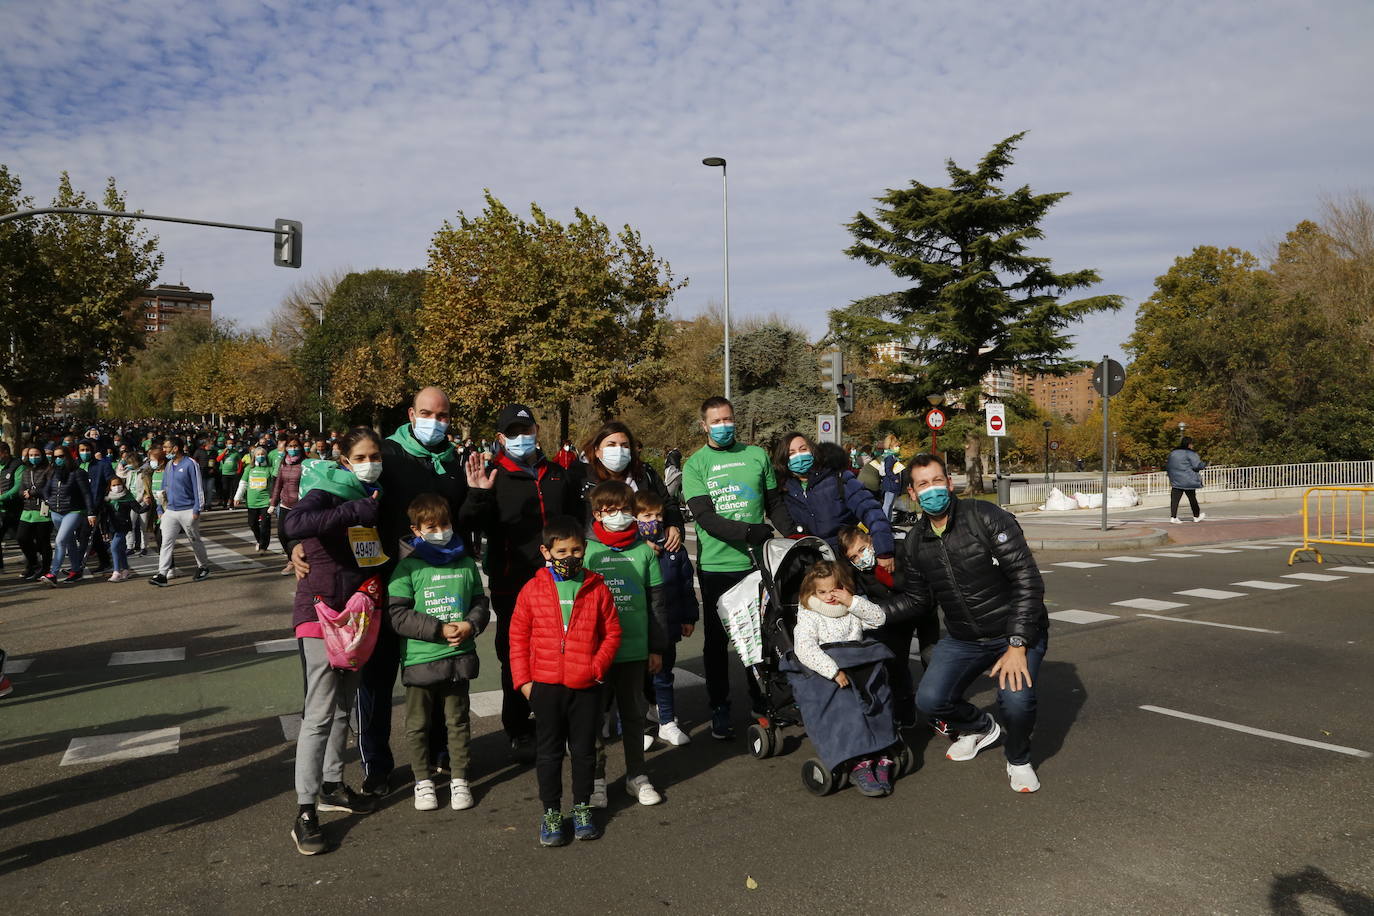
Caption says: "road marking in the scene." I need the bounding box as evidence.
[673,669,706,688]
[1282,572,1348,582]
[61,727,181,766]
[255,638,296,654]
[6,657,34,674]
[1136,613,1280,634]
[280,714,302,741]
[1189,548,1242,554]
[1152,552,1201,559]
[1139,705,1371,758]
[1232,580,1299,591]
[1049,609,1119,625]
[1053,561,1106,569]
[1174,588,1247,600]
[470,690,503,718]
[1270,541,1308,547]
[109,648,187,666]
[199,537,260,571]
[1232,545,1282,550]
[1112,598,1188,611]
[1103,556,1154,563]
[1326,565,1374,574]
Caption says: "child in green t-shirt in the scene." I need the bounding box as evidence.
[583,481,669,809]
[386,493,489,813]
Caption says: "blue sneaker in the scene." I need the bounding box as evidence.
[572,802,602,841]
[851,760,886,797]
[539,808,568,847]
[710,705,734,740]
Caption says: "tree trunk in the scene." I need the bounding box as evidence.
[963,429,984,494]
[1,391,21,447]
[559,400,571,444]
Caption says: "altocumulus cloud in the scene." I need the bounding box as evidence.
[2,0,1372,358]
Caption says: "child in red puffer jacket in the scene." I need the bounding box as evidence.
[510,515,621,848]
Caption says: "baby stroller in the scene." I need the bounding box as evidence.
[716,536,915,796]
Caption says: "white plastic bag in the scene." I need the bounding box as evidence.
[1074,491,1104,509]
[715,570,765,666]
[1039,487,1079,511]
[1106,486,1139,508]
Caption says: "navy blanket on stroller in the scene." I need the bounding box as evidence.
[780,639,898,770]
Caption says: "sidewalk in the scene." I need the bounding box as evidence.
[1010,498,1305,551]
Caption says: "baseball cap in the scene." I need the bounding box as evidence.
[497,404,536,434]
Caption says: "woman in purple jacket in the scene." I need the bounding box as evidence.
[282,427,385,855]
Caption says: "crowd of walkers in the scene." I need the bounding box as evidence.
[0,393,1050,854]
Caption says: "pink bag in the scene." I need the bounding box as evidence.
[313,575,382,671]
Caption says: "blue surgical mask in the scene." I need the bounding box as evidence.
[413,417,449,447]
[917,485,952,516]
[54,457,67,468]
[708,422,735,446]
[853,546,877,571]
[503,434,536,460]
[787,452,814,474]
[600,445,631,473]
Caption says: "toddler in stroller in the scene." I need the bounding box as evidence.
[787,559,908,797]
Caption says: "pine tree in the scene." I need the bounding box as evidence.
[836,133,1122,490]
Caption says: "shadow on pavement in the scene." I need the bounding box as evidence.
[1269,865,1374,914]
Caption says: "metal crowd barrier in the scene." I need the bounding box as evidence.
[1288,486,1374,565]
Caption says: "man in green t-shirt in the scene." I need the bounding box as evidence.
[681,396,789,740]
[232,448,276,552]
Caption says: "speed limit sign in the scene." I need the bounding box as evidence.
[925,408,946,431]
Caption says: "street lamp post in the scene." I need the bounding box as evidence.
[1043,420,1053,484]
[702,157,731,400]
[311,301,324,435]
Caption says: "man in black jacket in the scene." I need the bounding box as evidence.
[901,454,1049,793]
[460,403,585,761]
[0,442,21,571]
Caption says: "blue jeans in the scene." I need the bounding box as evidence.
[649,641,679,724]
[915,633,1048,765]
[110,531,128,572]
[49,510,86,575]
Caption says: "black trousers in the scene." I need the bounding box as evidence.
[492,590,534,740]
[699,568,764,712]
[529,681,600,810]
[1170,487,1200,518]
[246,505,271,549]
[16,519,53,574]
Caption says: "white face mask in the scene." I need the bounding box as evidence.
[600,510,635,531]
[421,528,454,546]
[350,460,382,484]
[600,445,632,473]
[805,595,851,618]
[852,546,877,571]
[107,488,126,501]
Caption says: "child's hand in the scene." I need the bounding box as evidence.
[681,624,695,639]
[648,653,662,674]
[520,682,533,699]
[835,670,850,688]
[829,587,854,607]
[444,622,474,645]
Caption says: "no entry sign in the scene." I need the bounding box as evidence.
[925,408,946,431]
[985,403,1006,437]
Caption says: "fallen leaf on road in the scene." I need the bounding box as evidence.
[1321,730,1332,736]
[746,876,758,890]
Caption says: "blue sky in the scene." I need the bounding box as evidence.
[3,0,1372,361]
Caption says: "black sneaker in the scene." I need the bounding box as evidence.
[148,574,169,587]
[572,802,602,841]
[194,567,210,582]
[62,571,82,584]
[20,569,39,582]
[710,705,734,740]
[360,772,391,797]
[291,809,327,855]
[317,784,374,815]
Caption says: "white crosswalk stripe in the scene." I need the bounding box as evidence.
[1054,561,1106,569]
[1232,580,1299,590]
[1049,609,1119,624]
[6,657,34,674]
[1326,565,1374,574]
[1113,598,1189,611]
[1189,548,1242,554]
[1282,572,1347,582]
[1174,588,1247,600]
[110,648,186,666]
[61,728,180,766]
[1104,556,1154,563]
[1152,552,1201,559]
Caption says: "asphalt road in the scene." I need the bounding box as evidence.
[1,509,1371,915]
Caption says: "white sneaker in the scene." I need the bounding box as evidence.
[589,778,608,809]
[642,732,655,752]
[1170,517,1182,525]
[1194,513,1206,523]
[414,778,438,811]
[449,778,473,810]
[627,774,662,806]
[657,720,691,746]
[1008,762,1040,793]
[945,716,1002,761]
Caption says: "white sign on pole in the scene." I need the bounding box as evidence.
[817,414,837,444]
[985,402,1007,437]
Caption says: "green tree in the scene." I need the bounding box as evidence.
[416,192,682,440]
[105,314,225,417]
[0,167,162,441]
[730,318,830,447]
[834,133,1123,491]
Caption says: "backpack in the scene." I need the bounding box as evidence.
[313,575,382,671]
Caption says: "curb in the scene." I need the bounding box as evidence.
[1024,526,1170,552]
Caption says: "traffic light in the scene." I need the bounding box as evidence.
[838,373,856,414]
[274,218,302,268]
[819,349,843,393]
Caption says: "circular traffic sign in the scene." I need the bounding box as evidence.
[821,420,832,432]
[925,408,946,431]
[1092,359,1126,397]
[1049,440,1060,450]
[989,415,1003,432]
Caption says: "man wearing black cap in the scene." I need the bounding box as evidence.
[461,403,586,762]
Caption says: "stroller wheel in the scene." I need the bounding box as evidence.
[801,758,839,796]
[895,742,916,778]
[747,723,777,759]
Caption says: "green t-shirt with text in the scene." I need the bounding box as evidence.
[554,575,581,629]
[239,465,274,508]
[584,538,663,662]
[682,441,776,572]
[387,554,485,668]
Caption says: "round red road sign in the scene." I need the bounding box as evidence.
[989,415,1003,432]
[926,408,946,431]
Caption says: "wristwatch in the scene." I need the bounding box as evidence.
[1007,635,1027,649]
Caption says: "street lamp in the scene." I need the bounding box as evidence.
[311,300,324,435]
[1178,421,1186,441]
[1043,420,1053,483]
[702,156,731,400]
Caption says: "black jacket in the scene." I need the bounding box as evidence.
[19,463,53,513]
[41,466,93,516]
[378,436,469,565]
[458,452,585,593]
[900,498,1048,645]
